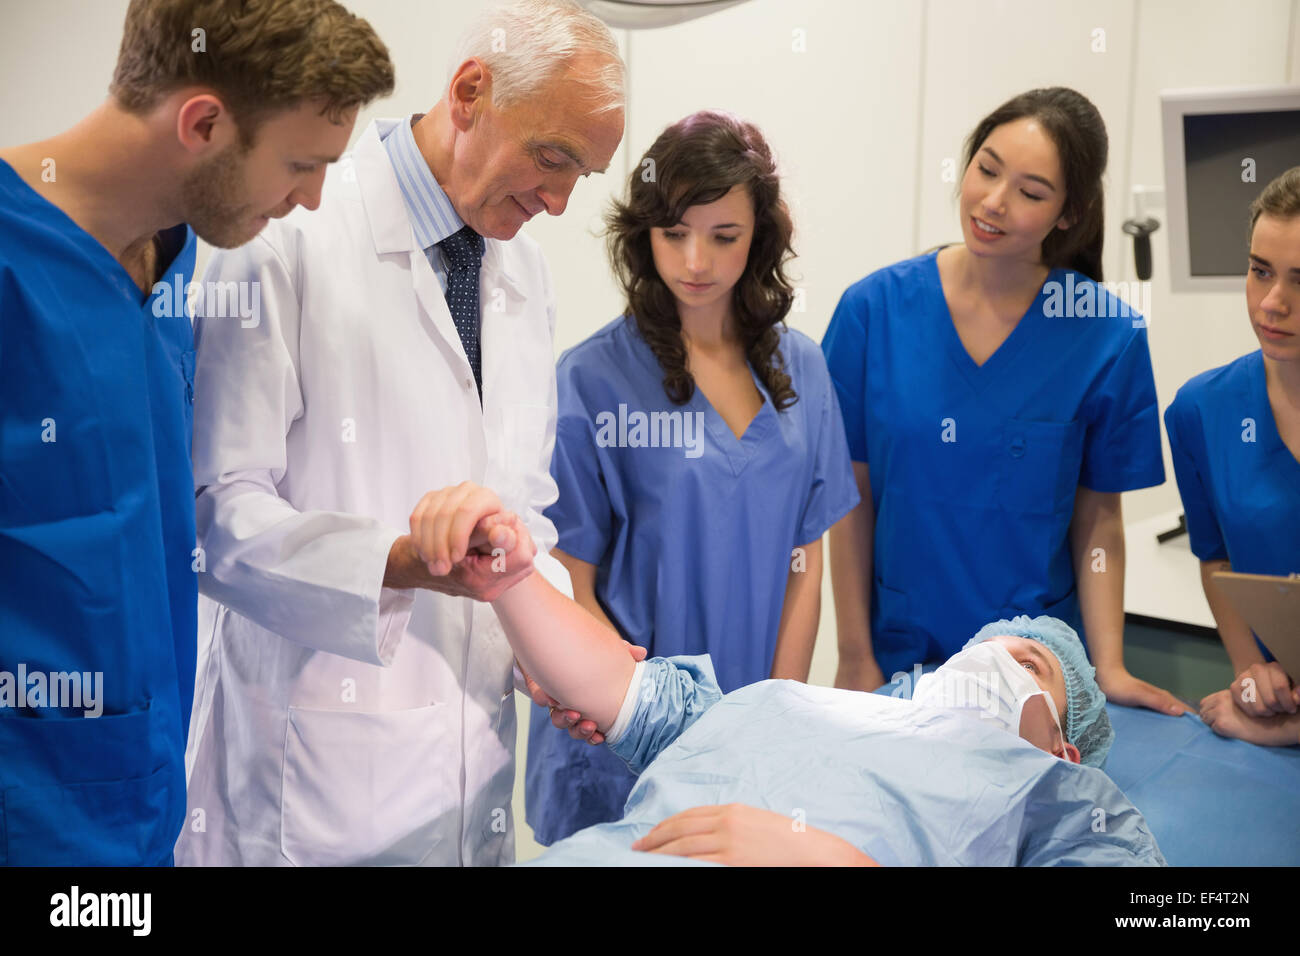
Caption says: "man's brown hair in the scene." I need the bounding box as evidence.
[1250,166,1300,236]
[110,0,394,146]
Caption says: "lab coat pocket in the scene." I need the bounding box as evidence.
[280,702,459,867]
[998,418,1084,517]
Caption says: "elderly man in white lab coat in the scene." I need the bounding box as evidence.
[178,0,626,866]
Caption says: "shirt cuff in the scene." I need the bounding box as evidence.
[603,660,645,746]
[375,531,417,666]
[512,661,530,696]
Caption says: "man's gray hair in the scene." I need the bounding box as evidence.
[448,0,625,114]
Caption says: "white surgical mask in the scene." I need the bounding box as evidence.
[913,641,1067,755]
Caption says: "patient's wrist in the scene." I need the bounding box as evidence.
[490,568,541,613]
[603,660,646,746]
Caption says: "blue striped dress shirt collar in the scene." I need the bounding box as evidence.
[380,114,465,250]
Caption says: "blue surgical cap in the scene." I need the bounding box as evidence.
[963,615,1114,768]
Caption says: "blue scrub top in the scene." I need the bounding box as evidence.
[0,160,197,865]
[821,250,1165,680]
[526,315,860,844]
[1165,350,1300,662]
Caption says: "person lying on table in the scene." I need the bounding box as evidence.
[433,512,1164,866]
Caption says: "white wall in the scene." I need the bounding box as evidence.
[0,1,126,136]
[1292,0,1300,82]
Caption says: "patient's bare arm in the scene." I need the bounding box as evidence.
[632,804,880,866]
[486,519,636,733]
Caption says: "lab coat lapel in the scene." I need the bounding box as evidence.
[480,238,527,309]
[353,119,479,392]
[410,248,477,384]
[478,238,528,400]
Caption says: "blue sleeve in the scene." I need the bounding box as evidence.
[1164,394,1228,562]
[0,263,10,365]
[1078,329,1166,493]
[608,655,724,775]
[544,399,613,566]
[820,286,870,463]
[1018,766,1168,866]
[797,351,861,544]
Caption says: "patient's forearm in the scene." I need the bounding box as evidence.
[554,548,622,635]
[491,572,635,731]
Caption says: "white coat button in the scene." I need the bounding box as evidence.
[464,378,473,389]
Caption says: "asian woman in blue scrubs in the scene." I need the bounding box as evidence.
[526,111,860,844]
[1167,167,1300,748]
[822,87,1184,716]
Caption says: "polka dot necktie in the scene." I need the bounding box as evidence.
[436,225,485,400]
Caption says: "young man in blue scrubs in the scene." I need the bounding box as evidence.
[1167,166,1300,748]
[0,0,393,865]
[822,88,1183,717]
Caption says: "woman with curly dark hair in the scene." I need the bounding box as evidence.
[525,110,860,845]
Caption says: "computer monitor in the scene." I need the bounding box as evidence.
[1160,84,1300,293]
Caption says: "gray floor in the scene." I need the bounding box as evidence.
[509,611,1235,862]
[1123,618,1235,706]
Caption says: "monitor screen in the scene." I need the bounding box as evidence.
[1182,109,1300,277]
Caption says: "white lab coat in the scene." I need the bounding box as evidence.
[177,118,565,867]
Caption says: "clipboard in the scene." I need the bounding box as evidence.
[1211,571,1300,683]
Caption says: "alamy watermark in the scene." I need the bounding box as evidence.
[1043,274,1151,328]
[594,404,706,459]
[50,886,150,936]
[151,272,261,328]
[0,663,102,717]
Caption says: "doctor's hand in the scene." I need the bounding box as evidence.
[385,483,535,600]
[532,642,648,746]
[1096,666,1187,717]
[631,804,880,867]
[1229,661,1299,718]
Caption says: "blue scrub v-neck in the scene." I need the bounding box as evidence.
[929,252,1059,388]
[822,250,1165,679]
[686,363,777,476]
